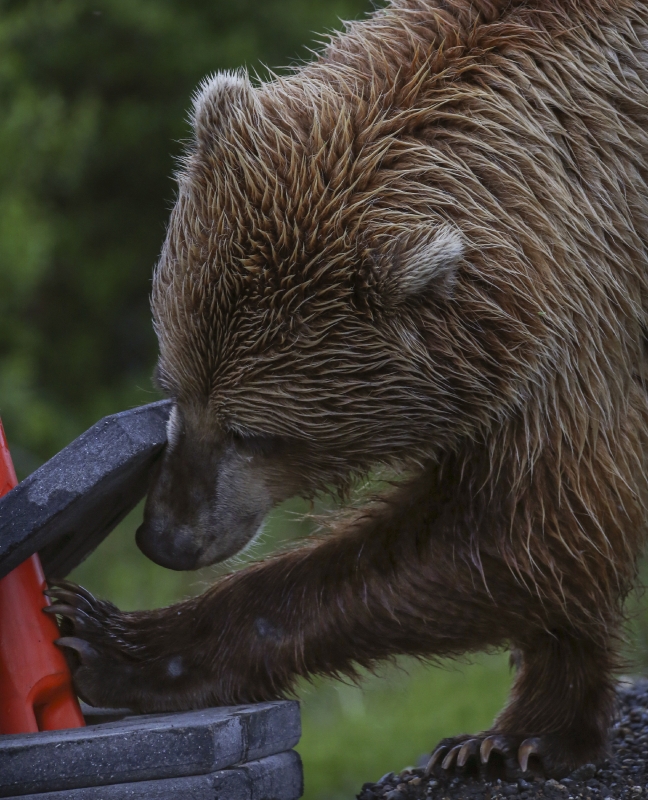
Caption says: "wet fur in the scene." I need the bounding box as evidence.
[53,0,648,779]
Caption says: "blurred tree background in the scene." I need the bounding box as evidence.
[1,2,647,799]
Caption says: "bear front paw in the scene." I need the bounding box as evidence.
[44,580,148,711]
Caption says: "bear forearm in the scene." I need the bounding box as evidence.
[74,508,543,710]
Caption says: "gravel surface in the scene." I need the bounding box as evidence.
[357,680,648,800]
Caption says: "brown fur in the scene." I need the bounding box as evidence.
[52,0,648,779]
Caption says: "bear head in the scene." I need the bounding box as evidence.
[138,70,466,569]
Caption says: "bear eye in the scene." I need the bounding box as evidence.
[228,427,249,445]
[227,426,284,457]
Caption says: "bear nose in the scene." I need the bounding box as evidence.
[135,521,203,571]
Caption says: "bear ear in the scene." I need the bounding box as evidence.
[190,70,260,148]
[391,224,464,301]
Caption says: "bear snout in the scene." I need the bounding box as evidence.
[135,519,204,571]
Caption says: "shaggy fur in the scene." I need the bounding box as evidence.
[51,0,648,779]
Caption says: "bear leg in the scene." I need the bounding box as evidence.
[427,629,618,780]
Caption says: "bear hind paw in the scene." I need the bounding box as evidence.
[425,731,594,781]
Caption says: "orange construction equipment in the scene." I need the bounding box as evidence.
[0,419,84,733]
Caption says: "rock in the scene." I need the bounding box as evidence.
[1,701,300,798]
[0,400,172,579]
[9,751,302,800]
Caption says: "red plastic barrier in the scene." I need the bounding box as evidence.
[0,419,84,733]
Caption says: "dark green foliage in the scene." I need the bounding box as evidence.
[0,0,373,474]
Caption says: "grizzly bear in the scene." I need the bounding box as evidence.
[48,0,648,780]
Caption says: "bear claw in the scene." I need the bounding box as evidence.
[480,735,509,764]
[458,738,480,767]
[45,588,97,618]
[441,745,462,770]
[425,745,448,774]
[518,738,542,772]
[43,603,88,627]
[55,636,99,663]
[426,732,553,779]
[51,579,97,602]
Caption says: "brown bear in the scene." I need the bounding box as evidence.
[48,0,648,780]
